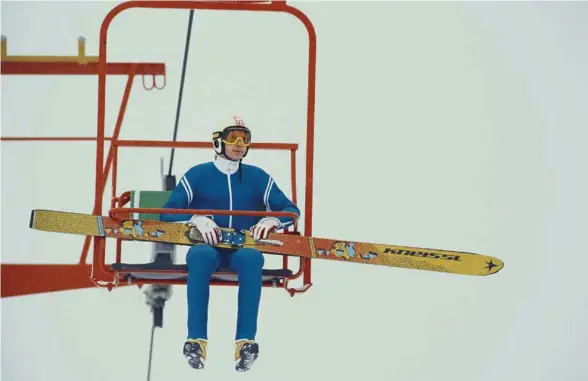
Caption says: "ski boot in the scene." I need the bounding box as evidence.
[234,339,259,372]
[183,339,207,369]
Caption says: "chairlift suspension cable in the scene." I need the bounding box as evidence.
[146,325,156,381]
[168,9,195,177]
[146,10,195,381]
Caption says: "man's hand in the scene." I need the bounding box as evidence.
[188,215,222,246]
[251,217,281,241]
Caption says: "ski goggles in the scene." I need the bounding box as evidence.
[222,127,251,146]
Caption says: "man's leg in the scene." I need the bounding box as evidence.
[229,248,264,371]
[229,248,264,340]
[186,244,221,339]
[184,244,220,369]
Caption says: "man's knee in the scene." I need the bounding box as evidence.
[231,248,265,271]
[186,244,220,269]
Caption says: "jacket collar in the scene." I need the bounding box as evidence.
[213,154,240,175]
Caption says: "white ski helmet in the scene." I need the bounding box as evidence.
[212,116,252,159]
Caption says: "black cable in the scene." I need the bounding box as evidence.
[146,324,156,381]
[146,12,195,381]
[168,10,195,177]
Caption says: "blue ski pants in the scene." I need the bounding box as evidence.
[185,244,265,341]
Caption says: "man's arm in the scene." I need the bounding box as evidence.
[159,173,195,223]
[263,175,300,231]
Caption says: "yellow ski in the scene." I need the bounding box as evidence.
[30,209,504,276]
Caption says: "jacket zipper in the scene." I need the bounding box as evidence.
[227,173,233,228]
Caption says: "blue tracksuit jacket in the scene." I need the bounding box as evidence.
[159,160,300,232]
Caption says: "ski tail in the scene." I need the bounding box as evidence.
[29,209,104,237]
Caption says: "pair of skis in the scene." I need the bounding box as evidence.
[29,209,503,276]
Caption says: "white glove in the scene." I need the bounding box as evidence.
[188,215,222,246]
[251,217,281,241]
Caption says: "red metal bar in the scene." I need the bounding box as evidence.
[91,236,111,286]
[290,149,298,205]
[109,207,300,220]
[284,148,297,271]
[102,74,134,194]
[288,258,306,280]
[1,62,165,75]
[303,257,311,286]
[303,32,317,239]
[116,239,123,264]
[78,74,135,265]
[113,139,297,150]
[111,277,290,289]
[79,237,93,266]
[113,146,123,264]
[111,146,119,209]
[1,264,98,298]
[0,137,114,141]
[79,236,93,265]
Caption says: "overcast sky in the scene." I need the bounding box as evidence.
[2,1,587,381]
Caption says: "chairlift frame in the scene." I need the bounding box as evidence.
[0,0,317,298]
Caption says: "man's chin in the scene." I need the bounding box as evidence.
[226,153,244,161]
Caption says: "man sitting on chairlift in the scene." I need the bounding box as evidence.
[160,116,300,372]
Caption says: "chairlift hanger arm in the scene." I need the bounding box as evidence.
[88,0,317,294]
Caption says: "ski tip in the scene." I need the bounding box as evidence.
[481,257,504,275]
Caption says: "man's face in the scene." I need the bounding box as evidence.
[225,143,246,161]
[223,129,250,161]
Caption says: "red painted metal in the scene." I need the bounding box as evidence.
[90,1,317,296]
[110,207,300,219]
[1,34,165,299]
[96,0,316,233]
[0,62,165,76]
[113,139,298,150]
[0,137,114,141]
[0,264,102,298]
[1,0,317,298]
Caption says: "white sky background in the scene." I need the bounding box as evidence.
[1,1,587,380]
